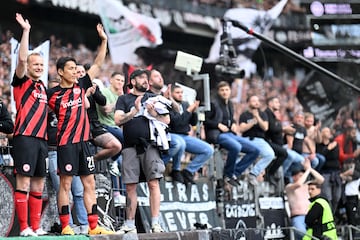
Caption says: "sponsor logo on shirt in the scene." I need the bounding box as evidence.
[33,90,47,103]
[61,98,82,108]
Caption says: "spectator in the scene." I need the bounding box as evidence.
[316,127,342,214]
[47,24,114,235]
[264,97,289,183]
[264,96,305,184]
[285,111,307,155]
[335,125,360,226]
[146,69,186,184]
[0,99,13,166]
[302,112,325,171]
[114,69,167,234]
[334,126,360,166]
[342,161,360,226]
[168,85,214,184]
[239,94,275,185]
[97,71,125,144]
[12,13,48,236]
[285,159,324,240]
[77,64,122,163]
[0,99,13,134]
[96,71,126,207]
[204,81,259,186]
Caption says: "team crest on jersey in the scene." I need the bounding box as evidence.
[73,88,81,95]
[65,164,73,172]
[23,164,30,172]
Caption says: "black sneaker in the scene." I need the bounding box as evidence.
[224,176,240,187]
[170,170,185,184]
[181,169,195,185]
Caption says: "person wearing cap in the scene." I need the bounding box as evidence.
[285,158,324,240]
[114,68,167,234]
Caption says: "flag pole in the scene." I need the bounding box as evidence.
[228,19,360,94]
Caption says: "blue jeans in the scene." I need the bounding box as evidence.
[111,155,125,191]
[291,215,306,240]
[104,125,124,160]
[246,137,275,177]
[104,125,124,144]
[162,133,186,167]
[217,132,259,178]
[171,134,214,173]
[283,148,305,179]
[48,151,88,227]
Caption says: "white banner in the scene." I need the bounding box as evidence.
[97,0,162,65]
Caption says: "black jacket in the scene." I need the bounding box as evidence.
[204,95,235,144]
[169,101,197,135]
[0,102,13,134]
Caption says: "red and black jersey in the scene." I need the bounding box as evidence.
[12,74,48,139]
[47,75,91,146]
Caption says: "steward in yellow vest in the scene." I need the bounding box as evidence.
[303,181,338,240]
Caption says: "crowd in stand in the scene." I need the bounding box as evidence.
[1,14,360,239]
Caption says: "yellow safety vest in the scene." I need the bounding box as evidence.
[303,197,338,240]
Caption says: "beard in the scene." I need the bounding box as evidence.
[134,82,148,92]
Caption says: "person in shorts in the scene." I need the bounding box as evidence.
[12,13,48,237]
[47,24,113,235]
[114,69,169,234]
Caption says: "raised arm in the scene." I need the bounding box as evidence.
[15,13,31,79]
[87,24,108,80]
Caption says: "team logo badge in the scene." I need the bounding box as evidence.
[73,88,81,95]
[23,164,30,172]
[65,164,73,172]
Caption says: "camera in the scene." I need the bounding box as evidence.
[215,19,245,79]
[215,64,245,79]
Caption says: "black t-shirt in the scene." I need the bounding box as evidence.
[290,123,307,154]
[264,108,284,145]
[115,92,156,148]
[47,109,58,147]
[239,110,268,139]
[317,142,340,172]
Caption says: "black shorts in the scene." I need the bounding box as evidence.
[90,122,108,138]
[13,135,47,177]
[57,141,95,176]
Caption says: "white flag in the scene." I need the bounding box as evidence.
[97,0,162,64]
[206,0,288,78]
[10,38,50,114]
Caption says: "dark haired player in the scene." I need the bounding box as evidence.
[47,24,113,235]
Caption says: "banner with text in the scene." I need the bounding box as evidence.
[137,180,219,232]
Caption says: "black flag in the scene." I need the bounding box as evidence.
[297,70,353,127]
